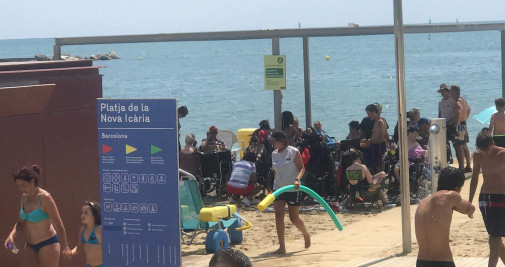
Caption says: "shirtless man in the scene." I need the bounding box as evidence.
[415,167,475,267]
[469,131,505,267]
[489,98,505,148]
[451,85,472,172]
[361,104,386,174]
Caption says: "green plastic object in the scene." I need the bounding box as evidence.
[273,185,343,231]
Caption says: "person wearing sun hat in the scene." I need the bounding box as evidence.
[199,126,227,154]
[438,83,456,163]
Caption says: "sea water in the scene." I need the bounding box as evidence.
[0,31,502,147]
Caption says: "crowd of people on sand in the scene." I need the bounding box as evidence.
[5,86,504,267]
[177,84,505,265]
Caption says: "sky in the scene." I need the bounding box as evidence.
[1,0,504,40]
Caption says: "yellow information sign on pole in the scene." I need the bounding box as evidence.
[264,55,286,90]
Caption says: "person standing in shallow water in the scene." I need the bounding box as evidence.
[469,131,505,267]
[415,167,475,267]
[4,165,71,267]
[270,131,310,254]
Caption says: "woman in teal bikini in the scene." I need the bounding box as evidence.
[69,201,103,267]
[4,165,71,266]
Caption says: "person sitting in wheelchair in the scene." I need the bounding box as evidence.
[393,127,429,191]
[248,120,272,162]
[345,149,388,205]
[199,126,227,154]
[313,121,337,150]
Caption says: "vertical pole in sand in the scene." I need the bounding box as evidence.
[303,37,312,129]
[501,30,505,99]
[272,38,282,131]
[393,0,412,253]
[429,118,447,193]
[53,44,61,60]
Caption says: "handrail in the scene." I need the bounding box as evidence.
[55,22,505,46]
[179,169,197,181]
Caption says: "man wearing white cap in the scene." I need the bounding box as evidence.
[438,83,455,163]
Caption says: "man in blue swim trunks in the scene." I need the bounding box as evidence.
[415,167,475,267]
[361,104,387,174]
[469,131,505,267]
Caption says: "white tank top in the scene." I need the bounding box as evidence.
[272,146,300,190]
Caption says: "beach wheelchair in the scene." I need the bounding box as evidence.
[300,132,338,200]
[179,170,251,253]
[344,169,384,209]
[408,157,431,200]
[383,149,400,200]
[199,150,233,199]
[383,151,431,204]
[246,135,275,197]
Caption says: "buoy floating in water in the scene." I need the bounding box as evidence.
[139,57,143,60]
[325,55,330,61]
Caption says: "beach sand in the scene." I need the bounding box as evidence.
[182,203,374,256]
[183,172,501,266]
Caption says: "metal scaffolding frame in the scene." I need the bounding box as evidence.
[53,21,505,128]
[53,19,505,253]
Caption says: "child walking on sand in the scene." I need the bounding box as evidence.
[68,201,103,267]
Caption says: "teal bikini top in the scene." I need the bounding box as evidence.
[81,227,100,245]
[19,193,49,223]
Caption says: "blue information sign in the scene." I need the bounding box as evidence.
[97,99,180,266]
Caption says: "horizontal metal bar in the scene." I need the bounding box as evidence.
[55,22,505,46]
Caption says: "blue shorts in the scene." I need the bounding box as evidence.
[28,235,59,252]
[479,193,505,237]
